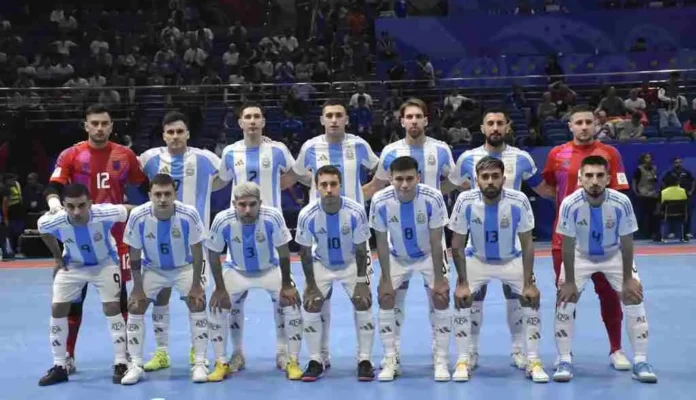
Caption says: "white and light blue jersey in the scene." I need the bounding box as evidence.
[375,137,454,189]
[369,184,448,262]
[219,140,294,209]
[123,201,206,270]
[295,197,371,269]
[448,188,534,262]
[37,204,128,268]
[139,147,220,227]
[206,205,293,272]
[294,134,379,205]
[449,144,541,190]
[556,188,637,259]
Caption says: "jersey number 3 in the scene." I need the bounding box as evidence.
[96,172,110,189]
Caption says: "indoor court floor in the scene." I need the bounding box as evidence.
[1,242,694,400]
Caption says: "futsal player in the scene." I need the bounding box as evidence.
[295,165,375,382]
[553,155,657,383]
[44,104,149,373]
[294,99,380,368]
[138,111,223,370]
[206,182,304,381]
[363,98,455,366]
[218,102,302,373]
[448,108,554,370]
[121,174,210,384]
[542,105,632,370]
[369,156,451,381]
[448,156,549,383]
[37,184,133,386]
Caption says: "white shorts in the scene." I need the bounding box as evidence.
[312,261,366,298]
[466,256,525,295]
[142,265,195,302]
[220,267,283,303]
[390,254,447,290]
[558,251,640,292]
[52,264,122,304]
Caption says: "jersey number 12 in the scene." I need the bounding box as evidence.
[96,172,110,189]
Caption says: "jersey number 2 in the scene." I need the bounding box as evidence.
[96,172,110,189]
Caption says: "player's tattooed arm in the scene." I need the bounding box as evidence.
[355,242,369,278]
[277,243,293,287]
[450,232,468,283]
[128,247,144,289]
[375,231,391,280]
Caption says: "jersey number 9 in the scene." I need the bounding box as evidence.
[80,244,92,253]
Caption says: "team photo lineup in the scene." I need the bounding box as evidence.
[35,97,658,387]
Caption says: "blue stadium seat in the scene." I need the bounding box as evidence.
[646,137,667,144]
[643,126,659,138]
[662,127,683,138]
[669,136,692,143]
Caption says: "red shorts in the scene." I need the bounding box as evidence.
[111,222,131,282]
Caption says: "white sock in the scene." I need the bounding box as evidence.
[274,302,287,353]
[378,308,397,357]
[394,288,407,353]
[208,309,229,364]
[107,314,128,365]
[354,310,375,362]
[282,306,303,359]
[452,308,471,362]
[469,301,483,354]
[507,299,524,353]
[189,312,208,365]
[126,314,145,365]
[152,305,170,352]
[302,310,322,363]
[49,317,68,367]
[320,298,331,355]
[624,303,649,364]
[432,309,452,361]
[229,303,244,354]
[522,307,541,361]
[554,303,576,363]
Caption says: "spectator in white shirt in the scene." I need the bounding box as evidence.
[349,83,373,109]
[183,42,208,67]
[90,34,109,56]
[624,88,646,113]
[278,29,299,53]
[657,75,686,129]
[256,56,274,81]
[53,37,77,56]
[161,20,182,43]
[222,44,239,67]
[444,89,472,112]
[50,7,65,24]
[448,120,472,144]
[88,71,107,87]
[52,59,74,81]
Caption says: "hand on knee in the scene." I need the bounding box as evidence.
[187,298,207,313]
[351,296,372,312]
[303,298,324,313]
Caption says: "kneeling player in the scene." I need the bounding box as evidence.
[554,155,657,383]
[296,165,375,382]
[448,156,548,383]
[206,182,304,381]
[370,156,452,382]
[37,184,132,386]
[121,174,209,384]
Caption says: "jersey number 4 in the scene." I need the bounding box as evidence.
[96,172,110,189]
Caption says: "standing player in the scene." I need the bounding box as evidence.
[121,174,210,384]
[363,98,455,365]
[293,99,379,368]
[542,105,632,370]
[448,156,549,383]
[37,184,132,386]
[138,111,223,370]
[554,155,657,383]
[448,108,554,370]
[206,182,304,381]
[44,103,149,373]
[295,166,375,381]
[218,103,303,373]
[369,156,451,382]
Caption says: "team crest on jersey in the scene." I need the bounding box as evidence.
[262,157,271,168]
[605,217,616,229]
[341,224,350,235]
[172,227,182,238]
[500,215,510,228]
[345,149,355,160]
[427,154,436,166]
[185,166,195,177]
[417,211,426,224]
[93,232,103,242]
[256,230,266,243]
[112,161,121,171]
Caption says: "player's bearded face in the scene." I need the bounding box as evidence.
[317,173,341,208]
[163,121,190,152]
[239,107,266,137]
[150,184,176,216]
[390,170,420,201]
[477,169,504,199]
[400,106,427,139]
[85,112,113,144]
[569,112,596,144]
[321,106,348,135]
[580,165,609,197]
[482,113,509,147]
[234,196,261,224]
[64,196,91,225]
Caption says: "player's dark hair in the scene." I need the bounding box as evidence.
[238,102,264,118]
[63,183,90,199]
[581,155,609,170]
[483,107,509,123]
[315,165,342,185]
[321,99,347,114]
[85,103,111,119]
[568,104,595,118]
[475,156,505,175]
[162,110,189,128]
[399,97,428,118]
[150,173,176,189]
[389,156,419,173]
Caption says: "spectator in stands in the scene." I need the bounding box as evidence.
[416,54,435,88]
[52,33,77,57]
[377,31,397,60]
[662,156,695,238]
[387,54,406,81]
[349,83,373,109]
[549,80,576,118]
[617,112,646,141]
[350,95,372,135]
[624,88,647,122]
[22,172,45,214]
[595,110,617,140]
[448,120,471,145]
[684,113,696,139]
[444,89,473,113]
[538,92,558,121]
[657,73,687,129]
[505,85,530,112]
[223,43,240,68]
[633,153,660,240]
[595,86,626,119]
[660,174,689,242]
[545,54,564,83]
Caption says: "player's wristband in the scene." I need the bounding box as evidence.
[356,276,369,284]
[48,196,62,210]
